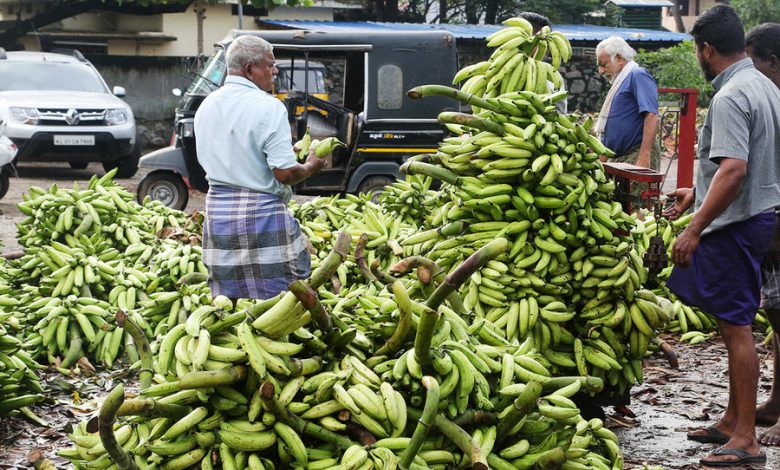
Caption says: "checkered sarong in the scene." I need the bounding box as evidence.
[202,185,310,300]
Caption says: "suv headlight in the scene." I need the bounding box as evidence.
[105,108,128,126]
[10,107,39,125]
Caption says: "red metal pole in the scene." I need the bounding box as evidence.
[675,89,698,189]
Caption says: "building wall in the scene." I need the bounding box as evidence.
[661,0,721,32]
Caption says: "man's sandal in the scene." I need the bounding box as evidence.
[699,447,766,467]
[686,426,730,445]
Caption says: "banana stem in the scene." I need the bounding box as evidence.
[116,399,190,419]
[407,85,500,114]
[374,280,413,356]
[178,366,247,390]
[425,238,508,310]
[400,161,460,186]
[260,382,357,449]
[414,305,439,372]
[370,259,396,285]
[98,385,140,470]
[289,280,332,332]
[495,380,542,444]
[307,231,351,289]
[389,255,467,315]
[116,311,152,390]
[355,233,377,282]
[60,330,82,369]
[437,112,506,136]
[407,408,489,470]
[400,376,440,470]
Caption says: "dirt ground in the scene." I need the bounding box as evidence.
[3,159,779,469]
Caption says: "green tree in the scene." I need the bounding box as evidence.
[731,0,780,30]
[514,0,603,24]
[636,40,713,106]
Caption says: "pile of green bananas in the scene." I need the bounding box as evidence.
[4,170,205,370]
[60,235,625,469]
[0,310,43,416]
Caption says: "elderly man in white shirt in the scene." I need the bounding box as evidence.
[195,35,327,300]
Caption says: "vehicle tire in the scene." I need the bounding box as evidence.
[104,133,144,178]
[136,170,189,211]
[0,171,8,200]
[357,176,394,203]
[69,162,89,170]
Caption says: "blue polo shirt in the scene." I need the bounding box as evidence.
[602,67,658,156]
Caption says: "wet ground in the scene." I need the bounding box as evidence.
[614,334,780,470]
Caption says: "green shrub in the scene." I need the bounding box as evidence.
[636,41,712,107]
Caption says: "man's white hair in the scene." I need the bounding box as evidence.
[596,36,637,62]
[226,35,273,72]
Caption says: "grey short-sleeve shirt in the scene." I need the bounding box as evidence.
[695,58,780,234]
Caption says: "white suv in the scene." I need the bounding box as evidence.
[0,49,139,177]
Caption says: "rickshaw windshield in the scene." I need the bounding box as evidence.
[186,50,227,96]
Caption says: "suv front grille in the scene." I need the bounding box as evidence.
[37,108,106,126]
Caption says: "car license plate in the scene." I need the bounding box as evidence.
[54,135,95,146]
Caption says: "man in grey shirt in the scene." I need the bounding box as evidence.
[664,6,780,467]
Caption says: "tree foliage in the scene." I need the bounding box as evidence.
[636,40,712,106]
[731,0,780,31]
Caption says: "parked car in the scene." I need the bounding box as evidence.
[0,119,18,199]
[0,48,140,177]
[137,29,458,209]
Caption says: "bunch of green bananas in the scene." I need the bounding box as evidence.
[0,310,43,416]
[454,17,572,104]
[379,175,437,225]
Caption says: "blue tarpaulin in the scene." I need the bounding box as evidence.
[261,20,691,43]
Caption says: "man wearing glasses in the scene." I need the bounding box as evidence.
[195,35,327,301]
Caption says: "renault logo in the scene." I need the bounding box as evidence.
[64,109,80,126]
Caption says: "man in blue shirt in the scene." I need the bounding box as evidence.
[595,36,660,171]
[195,35,327,300]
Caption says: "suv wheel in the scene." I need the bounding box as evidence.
[357,176,393,203]
[0,171,9,200]
[137,170,189,211]
[104,132,143,178]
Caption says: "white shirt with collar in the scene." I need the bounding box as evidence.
[194,75,297,202]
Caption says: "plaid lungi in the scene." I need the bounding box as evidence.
[202,185,311,300]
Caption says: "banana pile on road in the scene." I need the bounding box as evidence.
[0,310,43,416]
[454,17,571,103]
[3,170,207,371]
[60,236,625,470]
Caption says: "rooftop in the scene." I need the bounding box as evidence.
[261,20,691,43]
